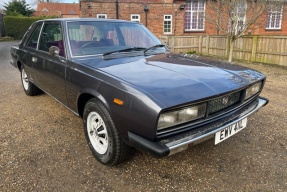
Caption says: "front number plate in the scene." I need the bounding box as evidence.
[215,118,248,145]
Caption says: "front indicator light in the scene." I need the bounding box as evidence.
[113,98,124,105]
[157,103,206,130]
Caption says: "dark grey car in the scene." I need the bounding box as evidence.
[10,18,268,165]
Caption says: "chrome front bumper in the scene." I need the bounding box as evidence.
[128,97,269,157]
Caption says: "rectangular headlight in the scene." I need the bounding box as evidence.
[245,82,262,100]
[157,103,206,130]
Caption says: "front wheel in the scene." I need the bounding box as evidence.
[20,65,41,96]
[83,98,132,165]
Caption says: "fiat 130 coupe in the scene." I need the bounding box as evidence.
[10,18,268,165]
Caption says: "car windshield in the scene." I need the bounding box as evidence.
[67,21,165,57]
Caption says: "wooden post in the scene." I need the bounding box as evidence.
[206,35,210,54]
[171,36,175,52]
[251,35,258,62]
[199,35,203,54]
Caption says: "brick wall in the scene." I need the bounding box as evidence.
[80,0,287,37]
[256,5,287,35]
[81,0,192,37]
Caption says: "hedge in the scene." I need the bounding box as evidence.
[3,16,39,39]
[4,16,57,40]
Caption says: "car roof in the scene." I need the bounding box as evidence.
[35,18,135,23]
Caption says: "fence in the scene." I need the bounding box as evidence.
[159,35,287,66]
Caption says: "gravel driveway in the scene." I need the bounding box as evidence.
[0,41,286,191]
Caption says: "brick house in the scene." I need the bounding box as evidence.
[80,0,287,37]
[34,2,80,18]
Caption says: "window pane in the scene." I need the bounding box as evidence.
[39,23,63,56]
[192,2,198,11]
[163,15,172,34]
[185,12,191,29]
[26,23,42,49]
[266,12,271,28]
[186,2,191,11]
[198,1,205,11]
[185,1,205,31]
[266,3,282,29]
[131,14,140,22]
[97,14,107,19]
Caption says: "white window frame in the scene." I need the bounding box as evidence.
[97,14,107,19]
[228,1,247,36]
[185,1,206,31]
[266,3,283,29]
[236,1,247,33]
[131,14,140,22]
[163,15,172,34]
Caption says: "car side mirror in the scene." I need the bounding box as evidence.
[49,46,60,57]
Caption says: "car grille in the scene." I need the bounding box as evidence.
[157,90,245,136]
[159,98,259,140]
[208,91,241,114]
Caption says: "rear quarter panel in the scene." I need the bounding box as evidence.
[10,44,20,68]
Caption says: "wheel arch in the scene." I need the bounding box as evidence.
[77,91,110,118]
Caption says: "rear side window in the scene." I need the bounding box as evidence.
[25,23,42,49]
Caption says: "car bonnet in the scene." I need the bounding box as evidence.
[80,53,265,108]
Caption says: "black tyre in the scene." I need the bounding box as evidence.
[20,65,41,96]
[83,98,132,165]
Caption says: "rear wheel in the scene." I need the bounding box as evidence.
[83,98,132,165]
[20,65,41,96]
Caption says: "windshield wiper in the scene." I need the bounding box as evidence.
[144,44,166,54]
[102,45,165,57]
[103,47,146,56]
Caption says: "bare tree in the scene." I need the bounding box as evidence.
[205,0,276,62]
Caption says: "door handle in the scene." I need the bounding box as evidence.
[32,57,38,62]
[59,57,67,63]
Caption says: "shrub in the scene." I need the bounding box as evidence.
[187,51,197,54]
[3,16,58,40]
[4,16,39,39]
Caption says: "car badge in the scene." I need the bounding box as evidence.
[222,97,229,105]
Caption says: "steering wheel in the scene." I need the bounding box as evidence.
[80,42,100,49]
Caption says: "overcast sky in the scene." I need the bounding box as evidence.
[0,0,79,9]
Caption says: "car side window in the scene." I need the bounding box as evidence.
[25,23,42,49]
[38,22,65,57]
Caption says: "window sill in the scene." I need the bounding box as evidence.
[265,28,282,31]
[184,30,206,33]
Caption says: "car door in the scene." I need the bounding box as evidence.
[21,22,43,84]
[32,21,68,106]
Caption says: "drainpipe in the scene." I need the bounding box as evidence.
[116,0,119,19]
[144,4,149,27]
